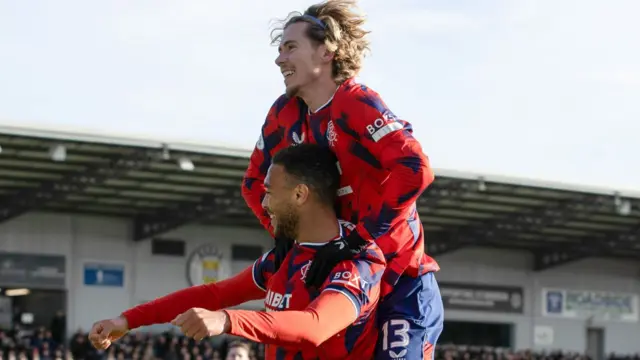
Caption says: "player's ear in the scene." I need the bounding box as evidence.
[317,44,334,63]
[293,184,310,205]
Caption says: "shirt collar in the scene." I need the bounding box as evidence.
[296,220,343,248]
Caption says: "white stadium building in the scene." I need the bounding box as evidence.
[0,125,639,358]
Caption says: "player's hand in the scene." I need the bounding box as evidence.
[273,235,294,271]
[88,317,129,350]
[304,232,368,289]
[171,308,230,341]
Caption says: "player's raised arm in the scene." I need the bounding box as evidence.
[241,95,290,235]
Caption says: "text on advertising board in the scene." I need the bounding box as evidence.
[543,288,639,322]
[439,282,524,313]
[0,252,65,289]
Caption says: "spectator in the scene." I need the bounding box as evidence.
[50,312,66,346]
[68,331,90,360]
[225,341,250,360]
[3,320,640,360]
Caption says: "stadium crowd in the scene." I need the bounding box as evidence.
[0,324,262,360]
[1,323,639,360]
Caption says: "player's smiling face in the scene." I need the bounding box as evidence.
[262,164,300,239]
[275,21,331,98]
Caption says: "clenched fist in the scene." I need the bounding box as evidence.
[171,308,230,341]
[88,317,129,350]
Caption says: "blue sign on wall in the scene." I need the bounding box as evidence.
[545,290,564,314]
[83,263,124,287]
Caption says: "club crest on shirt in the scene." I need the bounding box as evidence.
[326,120,338,147]
[299,260,311,280]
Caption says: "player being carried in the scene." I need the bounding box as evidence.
[88,144,386,359]
[243,0,444,358]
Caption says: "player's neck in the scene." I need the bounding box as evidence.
[296,209,340,244]
[299,77,339,113]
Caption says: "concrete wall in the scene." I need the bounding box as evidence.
[0,212,270,333]
[436,247,640,354]
[2,213,639,354]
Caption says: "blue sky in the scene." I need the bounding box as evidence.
[0,0,638,192]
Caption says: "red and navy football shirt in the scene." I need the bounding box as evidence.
[242,78,439,298]
[251,221,385,359]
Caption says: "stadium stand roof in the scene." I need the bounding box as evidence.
[1,125,639,271]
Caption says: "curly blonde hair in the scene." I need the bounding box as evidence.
[270,0,371,84]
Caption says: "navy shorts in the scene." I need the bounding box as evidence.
[375,272,444,360]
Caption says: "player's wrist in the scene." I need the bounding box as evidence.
[115,315,130,331]
[221,310,232,334]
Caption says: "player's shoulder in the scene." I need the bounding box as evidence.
[269,93,292,109]
[268,93,303,119]
[259,247,277,261]
[355,243,386,267]
[332,79,399,125]
[254,247,275,265]
[335,78,385,106]
[252,248,279,290]
[328,246,385,294]
[338,219,356,236]
[338,219,385,264]
[337,78,380,94]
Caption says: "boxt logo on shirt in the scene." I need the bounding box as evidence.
[366,110,402,143]
[332,270,367,292]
